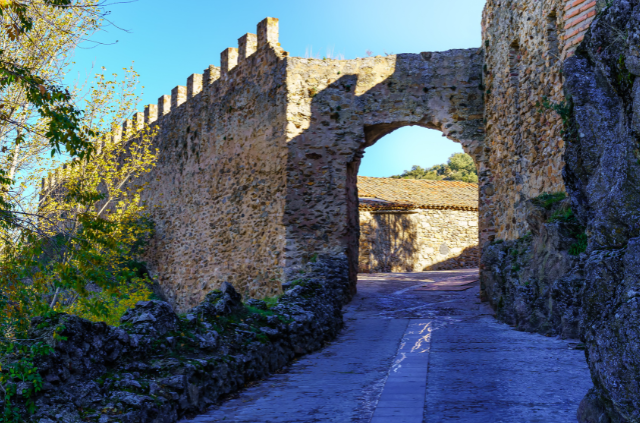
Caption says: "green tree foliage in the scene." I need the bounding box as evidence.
[0,3,160,421]
[0,0,113,232]
[0,71,158,423]
[391,153,478,183]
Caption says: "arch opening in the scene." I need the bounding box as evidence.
[282,49,486,299]
[363,122,442,150]
[346,125,480,279]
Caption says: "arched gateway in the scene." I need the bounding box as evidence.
[284,48,486,298]
[135,18,488,311]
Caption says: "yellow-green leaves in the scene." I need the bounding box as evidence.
[1,67,158,340]
[35,94,159,322]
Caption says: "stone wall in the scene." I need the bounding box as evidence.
[134,19,290,311]
[479,0,598,242]
[15,257,350,423]
[478,0,601,337]
[358,209,479,273]
[481,197,583,338]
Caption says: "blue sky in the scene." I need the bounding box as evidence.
[73,0,484,177]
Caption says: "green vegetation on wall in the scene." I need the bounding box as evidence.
[531,192,587,256]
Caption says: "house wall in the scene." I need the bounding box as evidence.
[358,209,479,273]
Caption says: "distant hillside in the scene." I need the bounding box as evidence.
[391,153,478,183]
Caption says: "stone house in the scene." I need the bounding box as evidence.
[357,177,479,273]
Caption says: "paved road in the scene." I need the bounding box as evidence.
[182,269,592,423]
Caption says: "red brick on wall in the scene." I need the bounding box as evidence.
[563,0,597,57]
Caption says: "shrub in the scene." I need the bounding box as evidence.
[532,192,567,210]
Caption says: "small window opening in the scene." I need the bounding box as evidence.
[509,41,521,111]
[547,13,560,64]
[508,41,521,87]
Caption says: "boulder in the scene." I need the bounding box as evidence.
[190,282,244,318]
[120,300,179,337]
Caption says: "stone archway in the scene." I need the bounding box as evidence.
[283,49,488,295]
[350,124,480,275]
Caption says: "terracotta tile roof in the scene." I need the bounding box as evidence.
[358,176,478,211]
[359,198,415,211]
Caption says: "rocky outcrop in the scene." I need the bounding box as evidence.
[3,256,349,423]
[481,197,583,338]
[563,0,640,421]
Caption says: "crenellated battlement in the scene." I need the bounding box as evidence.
[220,48,238,77]
[39,17,284,202]
[238,33,258,61]
[40,162,74,201]
[125,17,282,132]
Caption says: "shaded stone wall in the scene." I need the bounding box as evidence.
[358,209,479,273]
[482,0,640,421]
[480,0,596,243]
[481,0,568,242]
[481,198,583,338]
[478,0,601,333]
